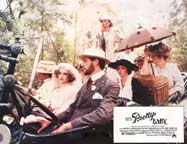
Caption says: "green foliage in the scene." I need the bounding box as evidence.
[170,24,187,71]
[14,55,34,86]
[168,0,187,72]
[0,11,13,31]
[0,11,17,44]
[42,33,75,64]
[20,0,74,61]
[0,0,75,87]
[0,62,7,73]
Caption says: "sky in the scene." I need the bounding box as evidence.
[0,0,175,25]
[0,0,7,10]
[121,0,173,32]
[96,0,175,35]
[67,0,177,45]
[68,0,177,38]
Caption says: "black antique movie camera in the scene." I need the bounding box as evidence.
[0,38,186,144]
[0,38,114,144]
[0,37,22,74]
[0,37,23,118]
[0,37,24,144]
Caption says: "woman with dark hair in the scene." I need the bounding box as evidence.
[46,63,81,114]
[109,58,149,106]
[35,63,81,115]
[141,42,184,96]
[24,63,82,133]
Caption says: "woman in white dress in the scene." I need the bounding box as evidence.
[42,63,81,115]
[109,58,149,106]
[24,63,81,133]
[29,63,81,115]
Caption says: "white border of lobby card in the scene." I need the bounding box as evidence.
[114,106,184,143]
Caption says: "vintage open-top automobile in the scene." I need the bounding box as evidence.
[0,39,187,144]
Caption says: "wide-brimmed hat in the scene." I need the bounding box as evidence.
[36,60,56,74]
[108,59,138,71]
[52,63,82,86]
[54,63,78,76]
[78,48,110,64]
[99,14,113,26]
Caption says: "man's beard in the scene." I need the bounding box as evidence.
[84,63,94,75]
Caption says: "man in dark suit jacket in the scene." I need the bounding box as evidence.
[28,48,120,134]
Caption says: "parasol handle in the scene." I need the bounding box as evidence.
[28,38,43,90]
[147,54,155,76]
[149,61,155,76]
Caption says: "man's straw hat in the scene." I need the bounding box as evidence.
[78,48,110,64]
[36,60,56,74]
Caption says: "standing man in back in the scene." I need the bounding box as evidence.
[96,14,120,62]
[96,14,121,82]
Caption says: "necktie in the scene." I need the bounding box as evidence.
[87,78,93,89]
[100,32,106,52]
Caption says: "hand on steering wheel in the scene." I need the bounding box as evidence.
[24,115,51,133]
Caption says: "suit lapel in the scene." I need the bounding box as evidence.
[76,74,107,107]
[93,75,107,93]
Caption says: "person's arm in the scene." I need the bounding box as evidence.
[140,47,153,75]
[113,30,121,52]
[169,64,184,95]
[70,82,119,128]
[114,30,121,43]
[52,122,72,134]
[140,56,152,75]
[52,82,119,134]
[23,115,51,133]
[96,33,101,48]
[55,89,81,123]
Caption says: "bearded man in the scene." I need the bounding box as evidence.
[25,48,120,134]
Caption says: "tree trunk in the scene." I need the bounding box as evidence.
[183,0,187,16]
